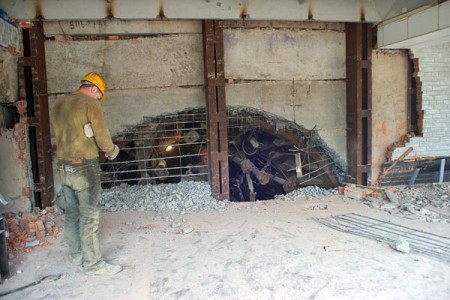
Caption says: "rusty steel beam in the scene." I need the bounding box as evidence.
[203,20,229,200]
[18,22,54,208]
[346,23,372,186]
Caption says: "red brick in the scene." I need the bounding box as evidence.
[27,222,37,234]
[21,213,37,224]
[36,220,45,231]
[371,192,383,199]
[33,207,40,215]
[36,232,45,240]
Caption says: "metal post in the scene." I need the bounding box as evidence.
[0,213,10,281]
[345,23,372,185]
[408,167,421,189]
[19,22,55,208]
[439,159,446,184]
[203,20,229,200]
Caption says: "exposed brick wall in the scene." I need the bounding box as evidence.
[391,42,450,160]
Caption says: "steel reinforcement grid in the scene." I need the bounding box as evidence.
[316,213,450,263]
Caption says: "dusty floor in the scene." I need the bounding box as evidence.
[0,194,449,300]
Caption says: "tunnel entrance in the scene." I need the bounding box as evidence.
[100,107,345,201]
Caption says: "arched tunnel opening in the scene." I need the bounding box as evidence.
[100,107,346,201]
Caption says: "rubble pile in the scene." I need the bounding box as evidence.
[275,186,337,201]
[5,207,60,257]
[100,181,230,213]
[388,183,450,222]
[95,178,449,223]
[343,183,450,223]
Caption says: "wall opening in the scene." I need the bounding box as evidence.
[101,107,346,201]
[408,51,423,136]
[0,104,20,129]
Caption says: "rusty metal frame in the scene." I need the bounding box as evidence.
[345,23,372,185]
[202,20,229,200]
[18,22,54,208]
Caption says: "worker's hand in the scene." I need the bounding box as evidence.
[106,144,120,160]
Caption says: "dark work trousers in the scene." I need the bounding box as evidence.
[57,159,104,270]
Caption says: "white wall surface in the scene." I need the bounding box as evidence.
[391,42,450,160]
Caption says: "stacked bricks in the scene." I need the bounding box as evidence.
[5,207,60,257]
[391,42,450,160]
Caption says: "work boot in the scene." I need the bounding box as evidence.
[84,262,122,276]
[70,253,83,266]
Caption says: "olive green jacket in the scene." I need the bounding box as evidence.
[51,93,115,160]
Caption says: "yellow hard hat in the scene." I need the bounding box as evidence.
[80,72,106,100]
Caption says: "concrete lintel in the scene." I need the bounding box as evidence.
[44,20,202,36]
[0,0,382,22]
[377,1,450,49]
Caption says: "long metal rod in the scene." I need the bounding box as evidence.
[120,140,207,151]
[133,120,207,127]
[319,219,450,262]
[101,172,209,184]
[116,136,207,143]
[101,153,202,166]
[102,164,207,175]
[336,215,449,250]
[350,213,450,240]
[118,126,207,135]
[316,214,450,262]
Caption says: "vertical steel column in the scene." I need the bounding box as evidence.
[18,22,54,208]
[203,20,229,200]
[0,213,10,281]
[345,23,372,185]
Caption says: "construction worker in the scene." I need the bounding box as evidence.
[51,72,122,276]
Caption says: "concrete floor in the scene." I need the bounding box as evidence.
[0,194,449,299]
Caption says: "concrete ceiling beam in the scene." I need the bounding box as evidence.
[1,0,383,22]
[377,1,450,49]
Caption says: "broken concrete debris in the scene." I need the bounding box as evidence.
[100,181,230,213]
[341,183,450,223]
[391,237,410,254]
[5,207,60,257]
[384,189,399,204]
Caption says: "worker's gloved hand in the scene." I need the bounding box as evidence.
[106,144,120,160]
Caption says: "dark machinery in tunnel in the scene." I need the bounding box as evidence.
[228,126,339,201]
[100,108,344,201]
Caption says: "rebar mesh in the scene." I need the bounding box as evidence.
[316,213,450,263]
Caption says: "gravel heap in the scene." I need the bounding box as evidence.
[385,183,450,223]
[100,181,230,213]
[388,183,450,208]
[275,186,337,201]
[99,179,449,223]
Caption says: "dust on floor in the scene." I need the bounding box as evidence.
[0,194,449,299]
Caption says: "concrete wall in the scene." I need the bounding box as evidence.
[371,50,409,178]
[0,49,33,213]
[45,21,206,136]
[45,20,347,163]
[391,42,450,160]
[224,23,346,160]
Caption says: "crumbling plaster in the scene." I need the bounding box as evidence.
[0,49,33,213]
